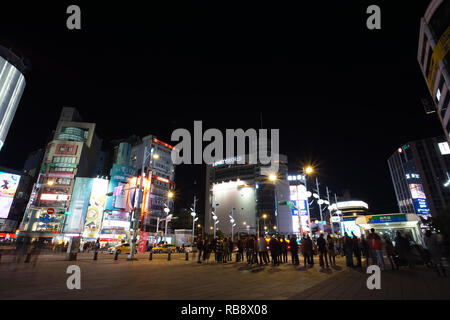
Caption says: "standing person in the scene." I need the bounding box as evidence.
[317,233,329,269]
[222,238,229,263]
[307,235,315,265]
[269,235,280,266]
[327,235,336,267]
[343,232,354,267]
[335,236,341,257]
[423,230,447,277]
[383,235,398,271]
[352,233,362,268]
[360,235,370,267]
[196,236,204,264]
[247,235,256,265]
[280,236,288,264]
[244,237,250,263]
[301,235,312,267]
[228,237,234,261]
[257,236,269,265]
[367,228,378,264]
[216,238,223,263]
[339,236,345,257]
[290,235,299,266]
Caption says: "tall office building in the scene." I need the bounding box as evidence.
[417,0,450,139]
[20,107,102,238]
[205,153,291,236]
[388,136,450,217]
[0,45,27,151]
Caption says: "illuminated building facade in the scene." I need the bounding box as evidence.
[417,0,450,139]
[20,107,102,238]
[205,154,291,237]
[0,45,27,151]
[388,136,450,217]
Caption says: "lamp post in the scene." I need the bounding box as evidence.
[229,207,235,241]
[190,195,198,244]
[268,174,279,233]
[315,177,324,233]
[303,166,314,238]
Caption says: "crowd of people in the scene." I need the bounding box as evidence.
[193,228,447,277]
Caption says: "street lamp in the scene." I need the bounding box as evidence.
[302,166,314,238]
[190,195,198,244]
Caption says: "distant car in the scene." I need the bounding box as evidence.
[107,243,137,254]
[152,244,176,253]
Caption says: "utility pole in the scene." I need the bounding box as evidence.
[326,186,334,235]
[191,195,198,243]
[316,177,324,233]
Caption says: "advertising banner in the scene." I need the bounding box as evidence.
[65,178,93,233]
[0,171,21,219]
[408,183,431,215]
[105,164,137,211]
[138,232,149,253]
[83,178,108,239]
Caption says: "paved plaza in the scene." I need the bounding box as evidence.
[0,252,449,300]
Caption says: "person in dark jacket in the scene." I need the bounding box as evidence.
[317,233,329,269]
[247,235,256,265]
[360,235,370,267]
[352,233,362,268]
[196,237,204,263]
[327,235,336,267]
[280,236,288,263]
[343,233,354,267]
[290,235,299,266]
[269,236,280,266]
[395,232,412,268]
[301,235,313,267]
[237,238,244,262]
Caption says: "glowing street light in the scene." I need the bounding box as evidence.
[167,191,174,199]
[305,166,313,174]
[268,174,277,182]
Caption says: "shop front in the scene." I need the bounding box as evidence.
[355,213,424,245]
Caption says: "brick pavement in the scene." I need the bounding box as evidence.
[0,252,448,299]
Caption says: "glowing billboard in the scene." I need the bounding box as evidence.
[0,172,21,219]
[83,178,108,239]
[408,183,431,215]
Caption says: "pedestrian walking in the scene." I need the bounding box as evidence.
[317,233,329,269]
[327,235,336,267]
[343,232,354,267]
[423,230,447,277]
[369,229,385,270]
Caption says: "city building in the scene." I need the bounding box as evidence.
[0,45,27,151]
[130,136,176,235]
[20,107,103,240]
[417,0,450,139]
[205,153,291,237]
[387,136,450,218]
[332,200,369,237]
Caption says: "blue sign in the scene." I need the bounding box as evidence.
[412,198,431,215]
[291,200,308,217]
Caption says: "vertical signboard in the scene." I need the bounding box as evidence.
[408,183,431,215]
[64,178,93,233]
[138,232,149,253]
[83,178,108,239]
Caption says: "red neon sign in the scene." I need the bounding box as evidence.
[153,138,175,150]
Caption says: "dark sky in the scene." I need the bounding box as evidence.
[0,1,444,214]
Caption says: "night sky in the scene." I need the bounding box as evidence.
[0,1,444,214]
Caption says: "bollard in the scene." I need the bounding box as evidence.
[149,251,153,260]
[186,252,189,261]
[114,250,119,260]
[168,251,171,261]
[24,253,31,263]
[94,251,98,260]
